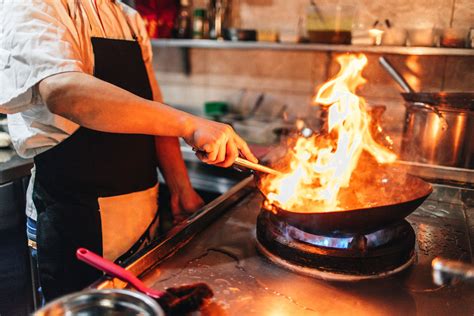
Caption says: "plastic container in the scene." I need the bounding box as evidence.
[382,28,407,46]
[440,28,468,48]
[204,101,229,118]
[407,28,435,47]
[306,4,355,44]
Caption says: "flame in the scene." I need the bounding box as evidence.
[263,54,397,212]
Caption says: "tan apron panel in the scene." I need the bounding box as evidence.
[99,184,158,261]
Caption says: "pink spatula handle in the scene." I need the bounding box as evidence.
[76,248,165,298]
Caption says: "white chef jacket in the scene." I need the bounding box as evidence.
[0,0,159,257]
[1,0,155,158]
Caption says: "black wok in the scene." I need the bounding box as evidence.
[254,171,432,235]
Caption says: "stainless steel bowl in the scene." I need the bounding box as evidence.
[34,289,165,316]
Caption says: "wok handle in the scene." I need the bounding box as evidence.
[379,56,415,93]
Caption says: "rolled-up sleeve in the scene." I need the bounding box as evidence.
[0,0,85,114]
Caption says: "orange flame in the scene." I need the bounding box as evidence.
[263,54,397,212]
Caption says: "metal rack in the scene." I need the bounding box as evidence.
[151,39,474,56]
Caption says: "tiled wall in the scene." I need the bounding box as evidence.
[152,0,473,146]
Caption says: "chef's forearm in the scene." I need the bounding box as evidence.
[154,136,192,193]
[38,72,195,138]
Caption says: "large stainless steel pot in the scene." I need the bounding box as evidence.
[34,289,165,316]
[401,102,474,168]
[379,56,474,168]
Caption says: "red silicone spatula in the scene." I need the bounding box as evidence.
[77,247,166,298]
[76,248,213,314]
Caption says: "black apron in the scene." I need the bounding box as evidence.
[33,36,158,301]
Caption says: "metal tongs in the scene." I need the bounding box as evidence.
[192,147,282,176]
[234,157,282,176]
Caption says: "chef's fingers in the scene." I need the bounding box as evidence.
[214,135,228,164]
[234,134,258,163]
[201,143,217,162]
[215,138,238,168]
[195,150,209,163]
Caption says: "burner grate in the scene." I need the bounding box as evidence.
[256,210,416,280]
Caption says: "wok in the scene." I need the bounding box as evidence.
[253,170,432,235]
[379,56,474,110]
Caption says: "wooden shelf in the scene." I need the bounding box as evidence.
[151,39,474,57]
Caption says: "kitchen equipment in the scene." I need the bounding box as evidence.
[379,56,474,108]
[441,28,468,48]
[379,56,474,168]
[432,257,474,286]
[209,0,231,40]
[91,161,474,311]
[76,248,213,314]
[254,170,432,235]
[257,210,417,280]
[382,28,407,46]
[407,28,436,47]
[306,2,355,44]
[234,157,282,176]
[223,28,257,41]
[35,289,164,315]
[257,30,279,42]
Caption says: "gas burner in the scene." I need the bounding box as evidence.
[256,211,416,281]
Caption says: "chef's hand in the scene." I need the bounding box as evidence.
[170,185,204,223]
[184,117,258,167]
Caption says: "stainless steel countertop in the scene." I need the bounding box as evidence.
[139,183,474,315]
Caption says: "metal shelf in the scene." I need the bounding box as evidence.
[151,39,474,56]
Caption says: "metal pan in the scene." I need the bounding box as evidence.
[379,56,474,110]
[254,171,432,235]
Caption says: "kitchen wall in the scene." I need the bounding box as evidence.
[152,0,474,147]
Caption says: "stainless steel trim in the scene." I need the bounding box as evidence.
[395,160,474,184]
[151,39,474,56]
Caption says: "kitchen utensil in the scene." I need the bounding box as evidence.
[432,257,474,286]
[234,157,282,176]
[223,28,257,41]
[76,248,213,314]
[77,248,165,298]
[379,56,474,168]
[379,56,474,108]
[253,169,432,235]
[35,289,164,316]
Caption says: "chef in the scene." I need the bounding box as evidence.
[0,0,256,302]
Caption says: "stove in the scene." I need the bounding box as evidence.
[256,210,416,281]
[93,164,474,315]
